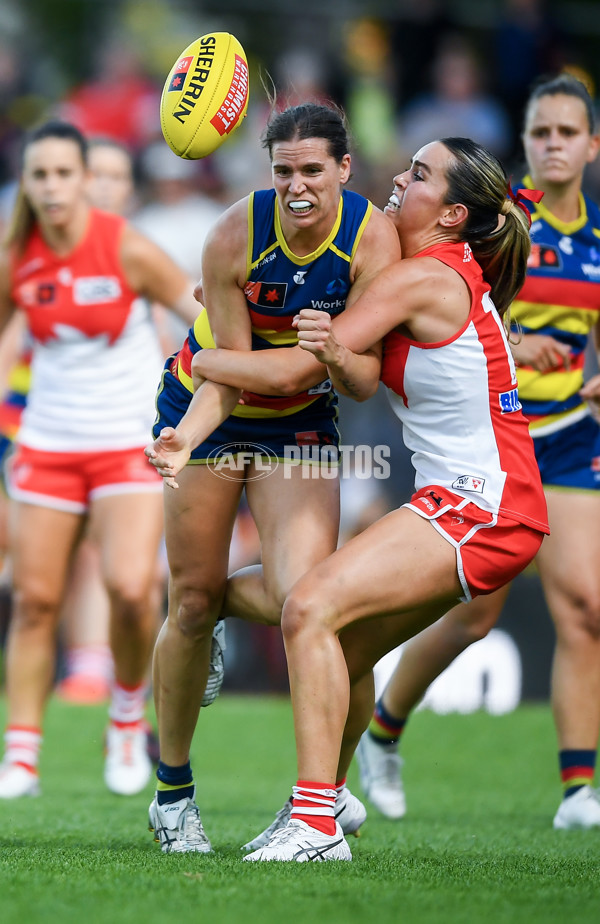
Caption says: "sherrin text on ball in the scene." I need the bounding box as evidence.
[160,32,249,159]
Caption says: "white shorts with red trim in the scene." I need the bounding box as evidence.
[6,444,162,514]
[404,485,545,602]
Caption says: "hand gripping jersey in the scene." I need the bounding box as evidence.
[380,240,549,533]
[512,176,600,436]
[171,188,373,418]
[10,209,164,451]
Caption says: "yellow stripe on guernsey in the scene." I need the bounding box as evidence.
[523,174,589,236]
[177,311,315,418]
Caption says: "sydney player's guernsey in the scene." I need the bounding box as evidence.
[10,209,164,451]
[512,175,600,436]
[172,187,373,418]
[380,241,549,533]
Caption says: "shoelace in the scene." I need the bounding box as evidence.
[261,799,292,839]
[183,804,209,845]
[265,819,311,846]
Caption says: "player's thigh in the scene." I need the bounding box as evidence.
[89,490,164,589]
[285,506,461,635]
[246,462,340,600]
[162,463,245,587]
[536,488,600,623]
[9,499,83,605]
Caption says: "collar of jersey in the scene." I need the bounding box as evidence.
[274,195,343,265]
[523,174,588,236]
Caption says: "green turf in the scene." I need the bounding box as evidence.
[0,696,598,924]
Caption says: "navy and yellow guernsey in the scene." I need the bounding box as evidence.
[171,187,372,419]
[512,175,600,436]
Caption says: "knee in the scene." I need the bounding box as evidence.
[281,584,336,644]
[11,586,59,631]
[459,611,495,646]
[557,591,600,643]
[106,575,151,623]
[170,586,222,641]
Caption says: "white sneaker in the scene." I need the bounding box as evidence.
[243,819,351,862]
[335,785,367,835]
[0,761,40,799]
[148,793,213,853]
[242,786,366,851]
[104,723,152,795]
[356,731,406,820]
[553,785,600,830]
[202,620,226,707]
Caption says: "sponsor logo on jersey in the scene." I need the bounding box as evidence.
[244,280,287,308]
[418,496,436,512]
[581,262,600,280]
[558,236,573,255]
[463,243,473,263]
[310,298,346,312]
[257,253,276,268]
[73,276,122,305]
[326,277,346,296]
[37,283,56,304]
[293,270,307,285]
[527,244,561,270]
[452,475,485,493]
[499,387,522,414]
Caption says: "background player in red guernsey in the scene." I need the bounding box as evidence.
[0,120,199,799]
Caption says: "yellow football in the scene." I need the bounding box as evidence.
[160,32,249,159]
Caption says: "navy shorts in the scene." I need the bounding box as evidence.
[153,361,340,463]
[533,414,600,490]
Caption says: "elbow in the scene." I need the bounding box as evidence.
[352,383,379,403]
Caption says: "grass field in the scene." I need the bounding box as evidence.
[0,696,598,924]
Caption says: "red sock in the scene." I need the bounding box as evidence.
[291,780,336,835]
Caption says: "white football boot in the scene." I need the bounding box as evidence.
[243,819,351,862]
[0,761,40,798]
[242,786,366,851]
[148,792,212,853]
[202,620,226,707]
[104,723,152,796]
[356,731,406,819]
[553,785,600,829]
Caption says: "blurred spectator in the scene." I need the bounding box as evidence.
[493,0,565,144]
[59,38,161,152]
[400,34,512,158]
[341,19,397,173]
[135,141,224,349]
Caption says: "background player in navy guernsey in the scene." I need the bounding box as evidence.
[144,103,400,853]
[352,74,600,834]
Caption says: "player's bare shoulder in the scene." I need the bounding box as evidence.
[202,196,249,284]
[349,202,401,297]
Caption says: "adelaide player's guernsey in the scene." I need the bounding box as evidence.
[10,209,164,451]
[512,175,600,436]
[172,187,372,418]
[381,241,548,532]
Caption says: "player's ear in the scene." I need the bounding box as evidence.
[440,202,468,229]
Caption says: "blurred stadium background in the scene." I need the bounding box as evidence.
[0,0,598,710]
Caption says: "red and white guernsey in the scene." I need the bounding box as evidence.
[380,241,549,533]
[10,209,164,452]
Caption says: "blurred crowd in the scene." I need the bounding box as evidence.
[0,0,597,698]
